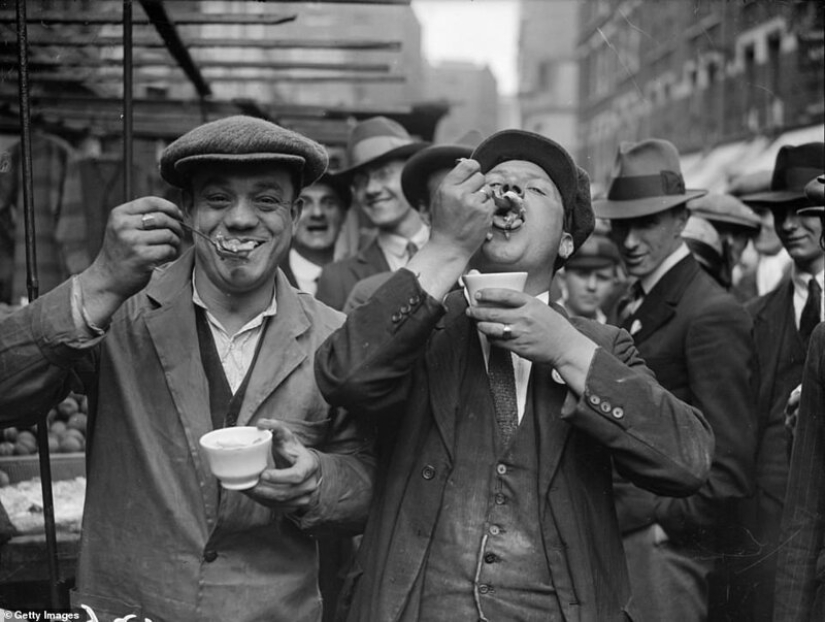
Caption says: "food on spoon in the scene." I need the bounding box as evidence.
[214,233,262,257]
[489,188,527,236]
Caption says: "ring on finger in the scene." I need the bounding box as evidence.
[141,213,156,230]
[477,188,492,201]
[502,324,513,339]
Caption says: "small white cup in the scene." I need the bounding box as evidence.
[199,426,272,490]
[463,271,528,305]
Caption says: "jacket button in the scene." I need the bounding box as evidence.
[589,394,601,406]
[409,296,419,306]
[484,553,499,564]
[421,465,436,480]
[401,304,411,314]
[494,493,506,505]
[489,525,501,536]
[203,549,218,563]
[600,401,612,413]
[478,584,492,594]
[612,407,624,419]
[391,312,402,323]
[496,463,507,475]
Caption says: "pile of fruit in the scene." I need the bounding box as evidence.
[0,393,88,457]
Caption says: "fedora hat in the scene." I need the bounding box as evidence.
[593,139,706,219]
[472,129,595,260]
[160,115,328,189]
[336,116,428,180]
[687,193,760,233]
[799,174,824,215]
[739,142,824,205]
[400,130,485,209]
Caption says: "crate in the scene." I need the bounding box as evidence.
[0,454,85,484]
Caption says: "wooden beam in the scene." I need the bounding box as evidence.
[20,35,403,51]
[0,57,392,72]
[8,71,406,84]
[0,12,299,26]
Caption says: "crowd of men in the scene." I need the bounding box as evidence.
[0,112,822,622]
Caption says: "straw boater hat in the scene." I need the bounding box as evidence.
[335,116,428,180]
[739,142,825,205]
[593,139,707,220]
[400,130,484,209]
[686,193,761,234]
[799,174,824,215]
[471,129,595,263]
[159,115,328,189]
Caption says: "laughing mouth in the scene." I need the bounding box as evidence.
[489,190,526,239]
[214,233,265,259]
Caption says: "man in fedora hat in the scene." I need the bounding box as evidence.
[0,116,375,621]
[555,231,622,323]
[316,129,713,622]
[281,172,350,296]
[594,138,758,622]
[684,193,761,292]
[775,173,825,622]
[316,116,429,310]
[341,130,484,312]
[735,143,824,621]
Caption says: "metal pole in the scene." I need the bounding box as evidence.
[123,0,134,201]
[16,0,61,607]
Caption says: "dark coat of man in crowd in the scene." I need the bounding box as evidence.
[737,143,825,621]
[596,139,758,622]
[775,176,825,622]
[316,130,713,622]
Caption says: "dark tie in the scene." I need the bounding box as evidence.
[405,240,419,261]
[488,344,519,446]
[617,280,644,325]
[799,277,822,344]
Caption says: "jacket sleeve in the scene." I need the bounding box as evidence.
[0,279,95,426]
[561,327,714,497]
[653,297,758,536]
[315,268,446,418]
[774,327,825,622]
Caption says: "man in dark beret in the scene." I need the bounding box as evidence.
[0,115,374,621]
[315,129,713,622]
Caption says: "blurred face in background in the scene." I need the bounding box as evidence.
[608,206,688,279]
[294,181,346,258]
[561,265,617,318]
[750,204,785,256]
[773,203,825,273]
[352,158,420,236]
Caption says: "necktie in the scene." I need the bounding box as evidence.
[405,240,419,261]
[799,277,822,345]
[488,344,519,446]
[617,281,644,325]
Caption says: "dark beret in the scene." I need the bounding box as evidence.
[160,115,329,189]
[472,129,595,269]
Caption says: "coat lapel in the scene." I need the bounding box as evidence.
[425,292,472,460]
[236,272,310,426]
[143,250,218,515]
[627,255,698,344]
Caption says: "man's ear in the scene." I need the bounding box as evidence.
[181,190,194,218]
[290,196,304,234]
[673,205,689,235]
[557,232,574,260]
[419,202,432,227]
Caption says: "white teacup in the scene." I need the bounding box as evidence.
[463,271,528,305]
[199,426,273,490]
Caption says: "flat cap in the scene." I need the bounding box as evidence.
[160,115,329,189]
[687,193,760,233]
[565,233,621,270]
[799,174,824,214]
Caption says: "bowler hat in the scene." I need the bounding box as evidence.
[565,233,621,271]
[799,174,824,215]
[336,116,428,180]
[471,129,595,258]
[687,193,760,233]
[593,139,707,219]
[160,115,328,189]
[739,142,825,204]
[401,130,484,209]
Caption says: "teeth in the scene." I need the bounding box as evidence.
[215,233,262,256]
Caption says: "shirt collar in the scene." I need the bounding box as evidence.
[191,271,278,335]
[377,224,430,258]
[640,243,691,295]
[791,263,825,296]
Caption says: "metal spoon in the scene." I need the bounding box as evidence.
[176,219,219,250]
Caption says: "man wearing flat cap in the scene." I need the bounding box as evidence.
[0,115,375,621]
[775,173,825,622]
[594,138,757,622]
[315,129,713,622]
[316,116,429,311]
[556,232,622,323]
[735,143,824,621]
